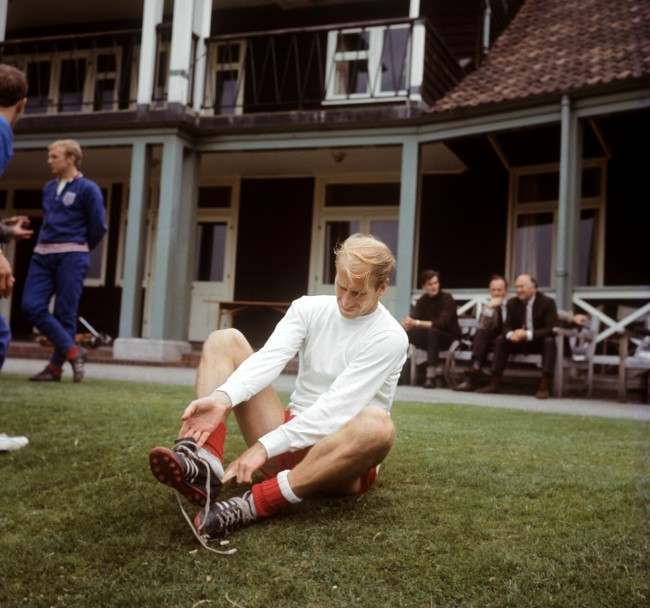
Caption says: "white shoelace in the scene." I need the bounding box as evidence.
[173,446,236,556]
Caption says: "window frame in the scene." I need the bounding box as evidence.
[204,40,247,116]
[4,48,122,115]
[506,159,607,288]
[324,24,412,104]
[309,175,400,298]
[192,177,240,290]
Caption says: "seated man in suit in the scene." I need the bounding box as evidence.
[478,273,558,399]
[402,270,460,388]
[455,275,508,391]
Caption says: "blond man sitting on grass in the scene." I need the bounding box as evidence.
[149,233,408,541]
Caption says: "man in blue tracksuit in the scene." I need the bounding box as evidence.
[22,139,107,382]
[0,63,32,452]
[0,64,28,370]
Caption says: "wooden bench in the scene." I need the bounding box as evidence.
[617,316,650,403]
[409,317,599,397]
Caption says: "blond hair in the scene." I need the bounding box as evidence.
[49,139,83,168]
[334,233,396,290]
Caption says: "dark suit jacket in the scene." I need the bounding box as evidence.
[412,290,461,337]
[503,292,558,340]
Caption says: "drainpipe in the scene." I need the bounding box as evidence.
[482,0,492,55]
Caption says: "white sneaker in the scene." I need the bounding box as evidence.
[0,434,29,452]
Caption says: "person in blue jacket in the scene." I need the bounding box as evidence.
[22,139,107,382]
[0,63,32,452]
[0,64,28,366]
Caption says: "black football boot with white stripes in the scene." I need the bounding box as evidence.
[193,491,257,539]
[149,438,224,506]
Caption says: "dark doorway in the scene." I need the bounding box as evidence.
[234,177,314,347]
[9,216,42,339]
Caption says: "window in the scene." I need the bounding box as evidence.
[321,218,398,285]
[578,209,598,286]
[315,181,399,286]
[195,222,228,282]
[58,58,86,112]
[322,220,361,283]
[509,163,606,287]
[325,25,411,102]
[154,45,170,102]
[513,212,554,287]
[92,52,120,111]
[206,42,246,115]
[25,61,51,114]
[9,50,121,114]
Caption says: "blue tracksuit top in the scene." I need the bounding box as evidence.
[0,115,13,175]
[38,175,107,251]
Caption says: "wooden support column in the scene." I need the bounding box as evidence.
[396,138,420,320]
[118,142,151,338]
[136,0,164,105]
[556,95,583,311]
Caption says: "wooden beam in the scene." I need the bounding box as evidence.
[487,134,510,170]
[588,118,612,159]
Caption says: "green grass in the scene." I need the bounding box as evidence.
[0,374,648,608]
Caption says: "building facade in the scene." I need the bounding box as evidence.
[0,0,648,361]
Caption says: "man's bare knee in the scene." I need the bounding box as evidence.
[203,328,253,361]
[349,406,395,456]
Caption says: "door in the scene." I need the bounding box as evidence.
[188,183,239,342]
[234,178,314,347]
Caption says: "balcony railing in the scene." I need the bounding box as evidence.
[0,29,140,115]
[200,17,463,116]
[0,18,465,119]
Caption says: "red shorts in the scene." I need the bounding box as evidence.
[270,411,378,495]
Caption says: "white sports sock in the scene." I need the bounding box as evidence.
[277,469,303,504]
[197,447,225,480]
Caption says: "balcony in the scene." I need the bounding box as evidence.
[0,17,464,126]
[0,29,140,115]
[199,17,463,117]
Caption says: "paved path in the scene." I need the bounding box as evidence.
[4,357,649,422]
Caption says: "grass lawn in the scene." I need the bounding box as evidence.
[0,374,648,608]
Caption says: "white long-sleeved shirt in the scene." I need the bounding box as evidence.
[217,295,409,458]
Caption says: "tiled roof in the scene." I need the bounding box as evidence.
[432,0,650,113]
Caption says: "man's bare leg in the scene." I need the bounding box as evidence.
[194,406,396,538]
[191,328,285,443]
[150,328,285,504]
[287,406,395,497]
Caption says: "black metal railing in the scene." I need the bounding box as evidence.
[201,17,461,116]
[0,29,141,115]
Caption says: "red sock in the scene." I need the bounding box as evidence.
[251,476,291,518]
[203,423,227,461]
[66,345,80,361]
[47,363,62,376]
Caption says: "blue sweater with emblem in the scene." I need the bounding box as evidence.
[38,175,107,250]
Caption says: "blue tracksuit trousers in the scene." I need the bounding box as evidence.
[22,252,90,367]
[0,314,10,370]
